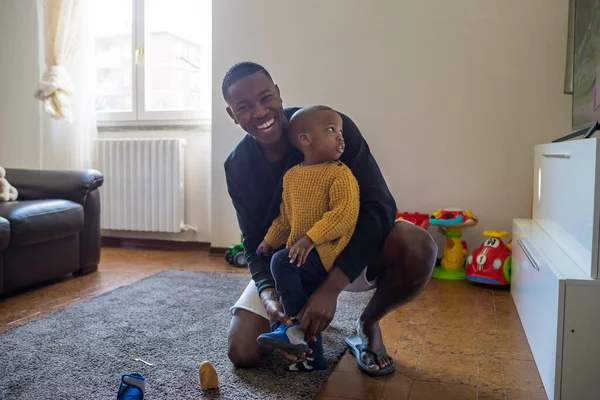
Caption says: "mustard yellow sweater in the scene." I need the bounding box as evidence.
[264,161,360,271]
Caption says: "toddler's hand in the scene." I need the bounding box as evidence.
[257,240,272,256]
[288,236,315,267]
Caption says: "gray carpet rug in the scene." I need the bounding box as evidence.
[0,269,373,399]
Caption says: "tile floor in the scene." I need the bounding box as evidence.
[0,246,547,399]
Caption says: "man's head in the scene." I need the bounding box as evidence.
[288,106,345,163]
[222,62,286,146]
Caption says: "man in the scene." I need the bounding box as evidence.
[223,61,437,376]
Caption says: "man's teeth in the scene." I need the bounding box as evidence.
[257,118,275,130]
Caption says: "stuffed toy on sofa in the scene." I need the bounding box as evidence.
[0,166,18,201]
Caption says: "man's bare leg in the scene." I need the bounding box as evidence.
[355,221,437,372]
[227,309,270,368]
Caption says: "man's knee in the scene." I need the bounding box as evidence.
[383,222,438,274]
[373,223,437,299]
[227,325,262,368]
[406,224,438,268]
[227,342,261,368]
[227,309,269,368]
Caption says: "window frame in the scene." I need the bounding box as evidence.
[95,0,210,127]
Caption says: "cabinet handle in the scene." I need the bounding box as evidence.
[541,153,570,159]
[517,239,540,271]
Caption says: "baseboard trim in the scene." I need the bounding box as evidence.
[101,236,210,251]
[209,247,228,256]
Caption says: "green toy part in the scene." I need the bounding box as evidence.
[510,257,520,283]
[432,266,466,280]
[503,255,512,284]
[225,243,247,267]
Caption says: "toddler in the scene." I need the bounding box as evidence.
[256,105,360,372]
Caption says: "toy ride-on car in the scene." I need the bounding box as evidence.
[225,243,248,268]
[465,230,513,286]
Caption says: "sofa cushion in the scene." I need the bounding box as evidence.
[0,200,83,247]
[0,216,8,251]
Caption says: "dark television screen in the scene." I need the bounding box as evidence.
[573,0,600,130]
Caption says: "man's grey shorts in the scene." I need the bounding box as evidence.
[229,268,376,320]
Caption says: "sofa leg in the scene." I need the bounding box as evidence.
[74,264,98,276]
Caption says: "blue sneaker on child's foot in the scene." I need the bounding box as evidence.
[117,372,145,400]
[286,334,328,372]
[257,321,309,355]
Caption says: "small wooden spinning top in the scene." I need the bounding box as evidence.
[199,361,219,390]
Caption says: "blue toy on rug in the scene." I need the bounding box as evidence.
[117,372,145,400]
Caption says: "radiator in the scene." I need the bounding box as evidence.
[94,138,186,233]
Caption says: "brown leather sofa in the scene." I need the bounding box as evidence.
[0,168,104,296]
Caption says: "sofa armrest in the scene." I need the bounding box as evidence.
[0,216,9,251]
[4,169,104,206]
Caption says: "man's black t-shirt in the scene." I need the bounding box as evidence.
[224,107,397,294]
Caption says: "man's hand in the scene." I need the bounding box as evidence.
[297,286,338,339]
[256,240,273,256]
[288,236,315,267]
[297,266,349,339]
[259,288,311,360]
[260,288,291,326]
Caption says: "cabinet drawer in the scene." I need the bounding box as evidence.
[533,139,600,278]
[511,236,563,400]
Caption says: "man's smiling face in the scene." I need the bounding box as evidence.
[225,72,287,146]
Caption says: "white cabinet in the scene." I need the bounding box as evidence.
[533,139,600,278]
[512,219,600,400]
[513,137,600,399]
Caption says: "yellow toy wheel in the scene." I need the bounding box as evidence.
[483,230,509,238]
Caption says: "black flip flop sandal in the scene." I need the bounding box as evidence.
[344,334,395,377]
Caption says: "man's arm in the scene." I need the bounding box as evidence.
[264,195,291,249]
[333,112,397,282]
[225,164,275,294]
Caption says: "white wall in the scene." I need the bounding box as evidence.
[211,0,572,251]
[0,0,41,169]
[99,128,212,242]
[0,0,574,252]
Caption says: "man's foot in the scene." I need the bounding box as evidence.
[343,319,395,376]
[357,319,395,372]
[257,321,309,356]
[286,334,327,372]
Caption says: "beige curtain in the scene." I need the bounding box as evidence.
[34,0,82,121]
[36,0,98,170]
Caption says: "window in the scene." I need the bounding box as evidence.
[92,0,211,125]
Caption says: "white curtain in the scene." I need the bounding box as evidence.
[35,0,98,170]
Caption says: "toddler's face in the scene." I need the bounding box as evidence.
[304,110,345,161]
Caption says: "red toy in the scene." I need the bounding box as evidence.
[465,230,513,286]
[396,212,430,229]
